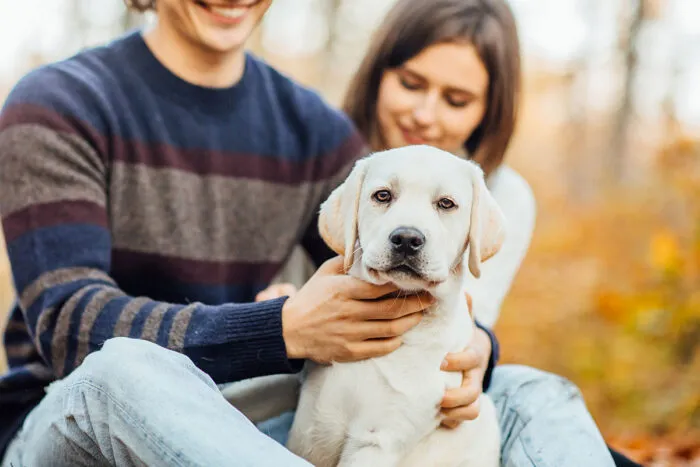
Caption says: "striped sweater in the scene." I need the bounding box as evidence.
[0,31,365,453]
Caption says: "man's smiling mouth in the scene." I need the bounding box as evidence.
[193,1,263,20]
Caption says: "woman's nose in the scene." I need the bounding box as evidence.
[412,92,438,127]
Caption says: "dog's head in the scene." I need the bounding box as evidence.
[319,145,506,291]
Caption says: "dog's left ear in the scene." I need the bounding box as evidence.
[318,159,369,272]
[466,164,506,278]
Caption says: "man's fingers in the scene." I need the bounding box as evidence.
[276,283,298,297]
[351,313,424,340]
[441,348,482,372]
[440,384,481,409]
[317,255,346,275]
[356,292,434,319]
[343,338,402,361]
[343,278,398,300]
[441,399,481,422]
[441,419,461,429]
[255,283,298,302]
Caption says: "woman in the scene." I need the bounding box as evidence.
[257,0,625,465]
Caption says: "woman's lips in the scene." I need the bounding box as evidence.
[400,128,428,145]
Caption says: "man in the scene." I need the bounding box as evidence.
[0,1,498,465]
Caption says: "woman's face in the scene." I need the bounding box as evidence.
[376,42,489,154]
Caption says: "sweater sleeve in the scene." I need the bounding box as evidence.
[299,104,370,268]
[463,166,537,327]
[0,74,302,384]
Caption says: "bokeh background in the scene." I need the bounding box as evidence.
[0,1,698,464]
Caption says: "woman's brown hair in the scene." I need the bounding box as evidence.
[343,0,521,176]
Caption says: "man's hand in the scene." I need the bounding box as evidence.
[439,293,492,429]
[281,256,433,364]
[256,283,298,302]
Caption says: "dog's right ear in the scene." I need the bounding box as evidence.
[318,159,369,272]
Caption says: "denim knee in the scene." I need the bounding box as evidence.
[487,364,583,422]
[64,337,213,396]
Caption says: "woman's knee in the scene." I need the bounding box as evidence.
[487,364,584,421]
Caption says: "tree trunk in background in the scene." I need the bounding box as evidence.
[610,0,645,183]
[322,0,343,96]
[122,8,143,31]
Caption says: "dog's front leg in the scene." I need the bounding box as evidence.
[337,429,404,467]
[337,413,431,467]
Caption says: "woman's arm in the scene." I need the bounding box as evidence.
[464,165,537,327]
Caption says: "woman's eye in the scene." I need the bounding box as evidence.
[373,190,392,203]
[437,198,456,210]
[399,76,422,91]
[445,95,470,108]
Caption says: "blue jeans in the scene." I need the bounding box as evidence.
[2,338,614,466]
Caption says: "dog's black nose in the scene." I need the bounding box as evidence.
[389,227,425,256]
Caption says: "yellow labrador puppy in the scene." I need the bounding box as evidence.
[287,145,505,467]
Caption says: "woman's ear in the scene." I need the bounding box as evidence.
[318,159,369,272]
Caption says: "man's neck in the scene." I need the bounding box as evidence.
[143,22,245,89]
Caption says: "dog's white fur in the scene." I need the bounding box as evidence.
[287,146,506,467]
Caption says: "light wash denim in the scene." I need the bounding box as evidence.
[2,337,615,467]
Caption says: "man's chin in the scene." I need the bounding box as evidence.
[188,6,260,55]
[197,30,249,54]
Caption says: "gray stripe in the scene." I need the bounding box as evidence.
[110,162,327,262]
[0,125,106,216]
[140,303,170,343]
[167,304,196,351]
[19,268,115,312]
[51,284,103,377]
[6,341,37,360]
[75,287,126,367]
[113,297,152,338]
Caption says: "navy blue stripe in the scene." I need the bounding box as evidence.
[7,224,111,293]
[3,330,31,346]
[89,295,131,349]
[129,301,158,339]
[64,286,103,374]
[3,51,356,163]
[156,306,180,348]
[22,279,115,337]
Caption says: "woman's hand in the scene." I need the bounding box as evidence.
[439,293,492,429]
[281,256,434,364]
[255,283,298,302]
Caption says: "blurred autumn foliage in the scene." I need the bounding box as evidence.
[498,128,700,465]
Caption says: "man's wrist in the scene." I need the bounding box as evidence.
[281,299,304,360]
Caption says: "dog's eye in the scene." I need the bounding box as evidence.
[373,190,392,203]
[437,198,456,210]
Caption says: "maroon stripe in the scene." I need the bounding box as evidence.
[3,200,108,243]
[111,129,366,184]
[0,104,108,157]
[2,103,366,184]
[111,249,282,286]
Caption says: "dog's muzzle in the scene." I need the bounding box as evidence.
[389,227,425,257]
